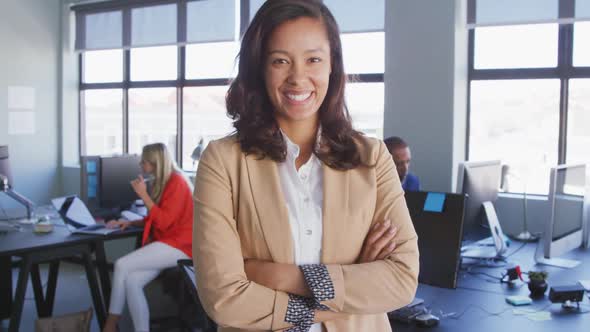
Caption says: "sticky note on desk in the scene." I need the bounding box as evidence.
[506,295,532,306]
[526,311,551,321]
[513,308,552,321]
[423,192,446,212]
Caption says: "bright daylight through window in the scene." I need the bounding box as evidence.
[79,0,385,172]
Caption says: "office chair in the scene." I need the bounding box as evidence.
[177,259,217,332]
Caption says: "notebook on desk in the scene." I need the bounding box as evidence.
[51,195,119,235]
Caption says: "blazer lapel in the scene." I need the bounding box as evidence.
[321,164,349,262]
[245,154,294,264]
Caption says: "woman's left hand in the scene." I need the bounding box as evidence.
[130,175,148,199]
[357,219,398,263]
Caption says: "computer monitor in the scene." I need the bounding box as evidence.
[99,155,142,209]
[80,154,141,214]
[535,164,588,268]
[0,146,13,188]
[405,191,466,289]
[0,145,35,219]
[456,160,503,242]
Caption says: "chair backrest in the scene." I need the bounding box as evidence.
[177,259,217,331]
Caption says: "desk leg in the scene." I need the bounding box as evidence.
[31,263,46,317]
[9,255,32,332]
[0,256,12,320]
[94,240,111,307]
[82,251,106,329]
[45,261,59,316]
[30,261,59,317]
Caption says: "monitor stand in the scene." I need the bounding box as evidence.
[534,239,580,268]
[461,201,507,259]
[2,188,35,220]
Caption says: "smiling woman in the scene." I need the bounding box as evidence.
[193,1,419,331]
[263,17,331,132]
[225,0,361,170]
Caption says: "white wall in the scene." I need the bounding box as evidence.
[384,0,468,193]
[61,0,82,197]
[0,0,62,210]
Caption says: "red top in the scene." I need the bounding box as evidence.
[142,172,193,258]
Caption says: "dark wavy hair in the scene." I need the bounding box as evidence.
[226,0,363,170]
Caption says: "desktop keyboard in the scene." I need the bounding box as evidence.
[83,224,105,231]
[388,305,427,323]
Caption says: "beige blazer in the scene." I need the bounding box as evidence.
[193,135,419,332]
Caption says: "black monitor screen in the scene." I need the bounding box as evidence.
[552,165,585,241]
[100,155,142,209]
[0,146,13,187]
[459,161,502,242]
[405,191,466,289]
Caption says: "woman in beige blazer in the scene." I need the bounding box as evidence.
[193,0,419,331]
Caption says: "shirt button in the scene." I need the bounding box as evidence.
[305,229,312,235]
[303,197,310,203]
[301,173,307,180]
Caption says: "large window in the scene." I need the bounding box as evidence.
[346,82,384,138]
[473,24,558,69]
[469,80,559,194]
[469,22,590,194]
[567,79,590,165]
[83,89,123,155]
[128,88,178,158]
[77,0,385,171]
[130,46,178,81]
[83,50,123,83]
[182,86,232,170]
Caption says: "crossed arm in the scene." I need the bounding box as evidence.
[244,219,399,297]
[243,219,398,322]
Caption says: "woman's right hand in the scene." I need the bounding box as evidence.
[357,219,398,263]
[105,219,131,231]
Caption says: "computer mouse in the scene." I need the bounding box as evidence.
[414,313,440,327]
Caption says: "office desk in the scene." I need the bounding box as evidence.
[391,242,590,332]
[0,224,142,332]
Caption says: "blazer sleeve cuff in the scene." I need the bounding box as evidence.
[323,264,345,312]
[284,294,316,331]
[300,264,334,311]
[271,291,292,331]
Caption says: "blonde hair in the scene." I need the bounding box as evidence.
[141,143,192,203]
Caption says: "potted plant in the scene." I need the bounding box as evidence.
[528,271,548,297]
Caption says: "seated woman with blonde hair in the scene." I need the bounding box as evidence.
[103,143,193,332]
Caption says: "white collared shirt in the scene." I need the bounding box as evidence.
[278,133,323,332]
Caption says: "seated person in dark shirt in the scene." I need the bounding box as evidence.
[384,136,420,192]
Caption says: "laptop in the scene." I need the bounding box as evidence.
[51,195,119,235]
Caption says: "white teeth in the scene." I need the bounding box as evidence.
[286,92,311,101]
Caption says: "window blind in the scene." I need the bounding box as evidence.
[468,0,590,28]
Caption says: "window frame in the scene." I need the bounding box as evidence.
[78,0,385,169]
[467,22,590,180]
